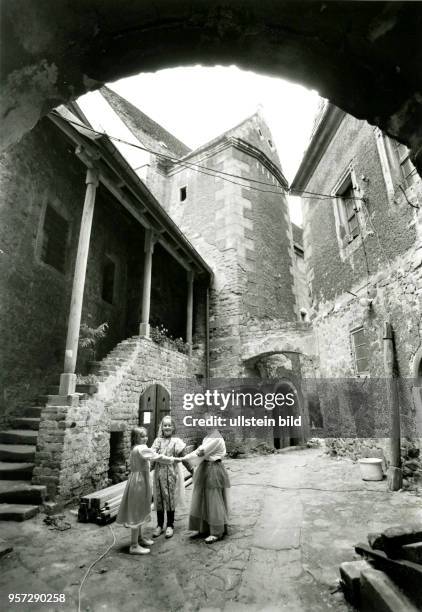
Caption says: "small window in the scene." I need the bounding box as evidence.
[257,128,263,138]
[268,139,274,149]
[338,178,360,241]
[102,256,116,304]
[180,186,187,202]
[394,142,417,188]
[41,205,69,273]
[351,327,369,375]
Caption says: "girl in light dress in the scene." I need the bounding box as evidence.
[176,426,230,543]
[116,426,174,555]
[151,415,190,538]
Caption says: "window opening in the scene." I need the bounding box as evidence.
[41,205,69,273]
[351,327,369,375]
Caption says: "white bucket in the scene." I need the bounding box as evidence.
[358,458,384,481]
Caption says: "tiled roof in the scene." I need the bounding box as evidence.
[101,86,191,158]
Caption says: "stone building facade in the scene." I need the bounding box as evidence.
[292,102,422,462]
[0,88,314,514]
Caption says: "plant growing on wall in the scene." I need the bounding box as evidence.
[78,322,109,361]
[150,323,189,354]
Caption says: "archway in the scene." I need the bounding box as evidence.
[272,380,303,450]
[139,383,170,446]
[1,1,422,175]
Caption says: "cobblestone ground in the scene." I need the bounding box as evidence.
[1,447,422,611]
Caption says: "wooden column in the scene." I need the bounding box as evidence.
[59,166,99,395]
[139,229,155,337]
[383,321,402,491]
[186,271,194,355]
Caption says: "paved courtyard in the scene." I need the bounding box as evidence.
[1,447,421,611]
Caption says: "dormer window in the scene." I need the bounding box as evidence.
[268,139,274,149]
[257,128,263,139]
[180,186,187,202]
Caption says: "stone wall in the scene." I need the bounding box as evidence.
[33,336,204,501]
[0,118,201,425]
[302,113,422,461]
[162,113,299,378]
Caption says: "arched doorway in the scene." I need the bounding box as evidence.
[272,380,302,450]
[2,1,422,174]
[139,384,170,446]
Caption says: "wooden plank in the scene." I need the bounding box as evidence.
[355,543,422,607]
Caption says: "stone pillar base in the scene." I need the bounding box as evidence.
[139,322,150,338]
[387,466,402,491]
[59,372,76,396]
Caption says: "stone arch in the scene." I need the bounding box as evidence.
[1,1,422,175]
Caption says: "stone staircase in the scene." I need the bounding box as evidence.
[94,336,140,381]
[0,401,48,520]
[0,336,141,521]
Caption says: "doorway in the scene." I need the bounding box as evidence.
[139,384,170,446]
[273,381,301,449]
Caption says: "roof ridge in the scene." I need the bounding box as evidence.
[100,86,191,157]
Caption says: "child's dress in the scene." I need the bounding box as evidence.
[183,431,230,537]
[116,444,172,528]
[151,436,186,512]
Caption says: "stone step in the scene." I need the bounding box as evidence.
[0,481,47,504]
[23,406,44,418]
[0,430,38,445]
[0,503,40,521]
[0,462,34,480]
[12,417,41,431]
[360,568,419,612]
[0,444,36,462]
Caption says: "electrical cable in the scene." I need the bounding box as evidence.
[51,110,364,202]
[77,524,116,612]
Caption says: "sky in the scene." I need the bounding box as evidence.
[108,66,321,225]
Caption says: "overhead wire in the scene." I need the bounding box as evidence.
[51,110,365,202]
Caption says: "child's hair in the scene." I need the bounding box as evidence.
[132,426,148,446]
[158,415,176,437]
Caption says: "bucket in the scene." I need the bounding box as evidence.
[358,458,384,481]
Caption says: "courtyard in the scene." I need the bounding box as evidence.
[1,447,421,612]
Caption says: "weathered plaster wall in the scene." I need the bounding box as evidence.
[303,116,417,306]
[302,114,422,462]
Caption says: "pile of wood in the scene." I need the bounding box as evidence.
[78,481,126,524]
[339,523,422,611]
[78,470,193,525]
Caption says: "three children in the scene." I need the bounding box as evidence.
[117,417,230,554]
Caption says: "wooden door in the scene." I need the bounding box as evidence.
[139,384,170,445]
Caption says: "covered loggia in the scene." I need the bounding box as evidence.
[1,1,422,178]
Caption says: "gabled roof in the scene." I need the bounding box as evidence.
[50,106,212,278]
[291,103,345,193]
[101,86,191,159]
[181,109,282,168]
